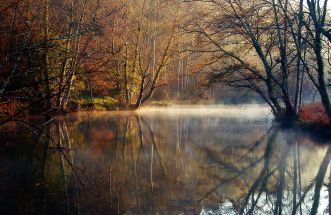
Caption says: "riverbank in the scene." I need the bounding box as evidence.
[50,102,331,141]
[273,102,331,140]
[297,102,330,138]
[64,99,223,112]
[1,101,331,139]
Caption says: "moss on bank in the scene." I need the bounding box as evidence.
[68,97,120,111]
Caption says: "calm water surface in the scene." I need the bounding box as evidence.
[1,105,331,215]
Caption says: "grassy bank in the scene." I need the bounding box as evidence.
[68,97,120,111]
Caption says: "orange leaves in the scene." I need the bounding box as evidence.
[299,102,330,125]
[0,102,17,116]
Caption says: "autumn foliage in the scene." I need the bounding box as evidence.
[0,102,17,116]
[299,102,330,125]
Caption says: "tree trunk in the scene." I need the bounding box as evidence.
[43,0,51,114]
[314,28,331,119]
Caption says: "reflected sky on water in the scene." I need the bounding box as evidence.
[1,105,331,215]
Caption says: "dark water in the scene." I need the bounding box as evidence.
[1,105,331,215]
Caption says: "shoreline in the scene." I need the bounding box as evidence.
[1,104,331,141]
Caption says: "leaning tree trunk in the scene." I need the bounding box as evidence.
[315,33,331,120]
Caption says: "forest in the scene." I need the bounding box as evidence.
[0,0,331,125]
[2,0,331,215]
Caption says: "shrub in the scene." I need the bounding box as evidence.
[299,102,329,125]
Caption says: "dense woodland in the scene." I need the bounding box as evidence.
[3,1,331,214]
[1,0,331,124]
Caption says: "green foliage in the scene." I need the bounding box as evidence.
[92,97,119,109]
[77,96,120,111]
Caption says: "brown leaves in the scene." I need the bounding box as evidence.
[299,102,330,125]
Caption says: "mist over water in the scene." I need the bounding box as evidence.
[138,104,272,120]
[1,105,331,215]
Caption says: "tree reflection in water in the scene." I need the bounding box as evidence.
[1,111,331,215]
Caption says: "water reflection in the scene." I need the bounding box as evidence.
[1,107,331,215]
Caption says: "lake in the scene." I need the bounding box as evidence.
[1,105,330,215]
